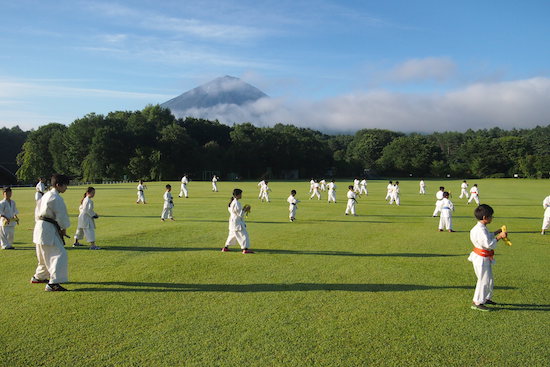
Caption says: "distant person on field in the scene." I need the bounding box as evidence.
[261,181,271,202]
[459,180,469,199]
[468,184,480,205]
[31,174,71,291]
[359,178,368,196]
[319,179,327,192]
[309,178,315,194]
[353,178,360,194]
[389,181,400,205]
[328,179,337,203]
[0,187,19,250]
[35,177,46,201]
[257,179,266,199]
[345,185,357,216]
[136,180,147,204]
[212,175,219,192]
[310,180,321,200]
[438,192,455,232]
[179,175,189,198]
[385,181,393,201]
[161,184,175,222]
[432,186,445,217]
[542,195,550,235]
[419,179,426,195]
[287,190,299,222]
[73,187,100,250]
[468,204,507,311]
[222,188,253,254]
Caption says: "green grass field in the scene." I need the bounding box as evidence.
[1,179,549,366]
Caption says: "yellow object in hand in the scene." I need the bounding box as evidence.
[501,225,512,246]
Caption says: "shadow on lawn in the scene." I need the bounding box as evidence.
[71,282,515,293]
[492,303,550,312]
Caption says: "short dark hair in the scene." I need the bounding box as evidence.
[51,174,70,187]
[291,190,296,195]
[439,186,445,190]
[474,204,494,220]
[3,186,12,193]
[348,185,354,189]
[166,184,171,189]
[443,191,449,198]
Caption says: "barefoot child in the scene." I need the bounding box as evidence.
[438,192,455,232]
[136,180,147,204]
[0,187,19,250]
[222,189,253,254]
[73,187,100,250]
[161,184,174,221]
[345,185,357,216]
[287,190,299,222]
[468,204,507,311]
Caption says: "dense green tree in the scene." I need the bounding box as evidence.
[377,135,442,176]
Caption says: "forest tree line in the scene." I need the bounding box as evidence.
[2,105,550,183]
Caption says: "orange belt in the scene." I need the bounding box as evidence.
[472,247,494,260]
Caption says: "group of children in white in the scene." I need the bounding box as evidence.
[0,174,548,309]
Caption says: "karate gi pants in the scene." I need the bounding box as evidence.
[468,252,494,305]
[385,192,392,201]
[225,228,250,249]
[345,200,356,215]
[34,241,68,284]
[432,201,442,216]
[137,192,145,203]
[179,186,188,198]
[468,195,479,205]
[289,207,297,220]
[542,216,550,230]
[310,190,321,200]
[419,187,425,194]
[0,226,15,249]
[212,183,218,192]
[360,187,368,195]
[75,227,96,242]
[459,189,469,199]
[389,194,400,205]
[439,216,452,230]
[328,191,336,203]
[161,207,173,220]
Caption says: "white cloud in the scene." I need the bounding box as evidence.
[387,57,457,83]
[173,77,550,133]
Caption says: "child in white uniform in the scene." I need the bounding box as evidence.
[438,192,454,232]
[258,180,266,199]
[345,185,357,216]
[222,188,253,254]
[212,175,219,192]
[459,180,469,199]
[287,190,299,222]
[136,180,147,204]
[0,187,19,250]
[179,175,189,198]
[468,184,480,205]
[353,178,360,194]
[328,180,337,203]
[261,181,272,202]
[385,181,393,201]
[389,181,400,205]
[432,187,445,217]
[35,178,46,201]
[310,180,321,200]
[73,187,100,249]
[161,184,174,221]
[419,179,426,195]
[542,195,550,235]
[468,204,507,311]
[319,179,327,191]
[31,174,71,291]
[359,179,368,196]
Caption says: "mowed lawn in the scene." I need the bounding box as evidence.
[1,179,549,367]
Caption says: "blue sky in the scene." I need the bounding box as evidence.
[1,0,549,132]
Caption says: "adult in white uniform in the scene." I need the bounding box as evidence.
[287,190,299,222]
[35,178,46,201]
[31,174,71,291]
[309,179,315,194]
[385,181,393,201]
[261,181,272,202]
[327,180,337,203]
[389,182,400,205]
[345,186,357,216]
[541,195,550,235]
[257,180,266,199]
[459,180,469,199]
[222,188,253,254]
[353,178,360,194]
[161,184,174,221]
[212,175,219,192]
[310,180,321,200]
[179,175,189,198]
[438,192,454,232]
[432,187,445,217]
[359,179,368,195]
[136,181,147,204]
[0,187,19,249]
[419,179,426,195]
[468,204,507,311]
[468,184,480,205]
[73,187,100,249]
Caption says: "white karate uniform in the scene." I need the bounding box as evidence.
[459,182,469,199]
[261,185,271,202]
[359,179,368,195]
[419,180,426,194]
[258,180,266,199]
[438,198,454,230]
[136,184,146,203]
[385,183,393,200]
[468,186,480,205]
[542,196,550,231]
[345,190,357,215]
[353,179,360,193]
[0,199,18,249]
[310,183,321,200]
[468,222,497,305]
[287,195,299,220]
[327,182,337,203]
[212,176,218,192]
[225,199,250,249]
[320,180,327,191]
[33,189,70,284]
[432,190,444,216]
[74,196,97,243]
[389,185,400,205]
[35,182,46,201]
[309,179,315,193]
[161,191,174,220]
[179,176,189,198]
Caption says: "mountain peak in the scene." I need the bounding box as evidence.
[160,76,268,116]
